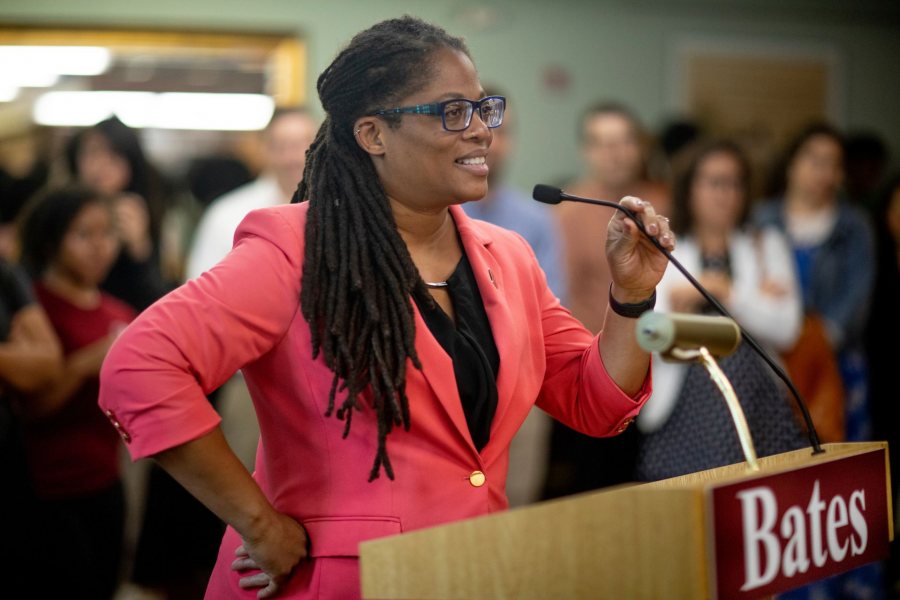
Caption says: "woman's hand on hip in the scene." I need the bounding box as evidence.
[232,511,309,598]
[605,196,674,301]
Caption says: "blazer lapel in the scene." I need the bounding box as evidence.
[408,206,521,459]
[451,206,518,451]
[410,300,478,454]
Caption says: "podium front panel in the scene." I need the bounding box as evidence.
[707,445,891,599]
[360,441,892,599]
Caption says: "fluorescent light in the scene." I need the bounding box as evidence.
[0,46,112,76]
[33,91,275,131]
[106,92,158,128]
[151,93,275,131]
[0,84,20,102]
[33,91,126,126]
[0,65,59,88]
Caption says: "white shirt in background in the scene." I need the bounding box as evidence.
[638,227,803,433]
[186,175,284,280]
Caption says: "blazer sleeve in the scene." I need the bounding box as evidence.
[99,207,304,460]
[526,236,652,437]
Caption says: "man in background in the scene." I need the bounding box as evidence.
[546,102,669,498]
[463,87,565,506]
[186,107,317,279]
[558,102,669,333]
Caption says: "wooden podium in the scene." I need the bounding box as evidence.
[360,442,892,599]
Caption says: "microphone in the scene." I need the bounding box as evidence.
[533,184,824,454]
[534,184,621,211]
[532,184,565,205]
[636,312,741,359]
[534,185,670,256]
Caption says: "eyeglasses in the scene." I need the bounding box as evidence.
[371,95,506,132]
[697,174,743,192]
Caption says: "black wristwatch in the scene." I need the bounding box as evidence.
[608,284,656,318]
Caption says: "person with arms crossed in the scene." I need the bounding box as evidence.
[186,107,318,280]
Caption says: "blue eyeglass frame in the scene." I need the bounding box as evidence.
[370,95,506,132]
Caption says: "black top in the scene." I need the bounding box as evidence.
[0,260,38,510]
[413,254,500,451]
[0,261,34,341]
[700,251,732,277]
[699,251,732,315]
[102,249,169,312]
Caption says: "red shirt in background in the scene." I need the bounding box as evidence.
[25,283,135,500]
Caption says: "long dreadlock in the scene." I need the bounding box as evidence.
[295,17,470,481]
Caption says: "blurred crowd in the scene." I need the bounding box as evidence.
[0,95,897,598]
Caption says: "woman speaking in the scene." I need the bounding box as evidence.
[100,16,674,599]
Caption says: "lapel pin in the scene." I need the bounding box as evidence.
[488,268,498,288]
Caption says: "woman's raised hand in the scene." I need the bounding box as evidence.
[605,196,675,303]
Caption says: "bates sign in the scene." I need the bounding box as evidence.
[709,449,891,599]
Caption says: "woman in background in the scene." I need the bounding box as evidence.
[19,186,135,599]
[754,124,879,600]
[66,116,169,311]
[636,140,805,481]
[753,124,875,441]
[67,117,227,596]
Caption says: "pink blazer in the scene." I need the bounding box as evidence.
[99,202,651,598]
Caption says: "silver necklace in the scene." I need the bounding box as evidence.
[424,281,449,289]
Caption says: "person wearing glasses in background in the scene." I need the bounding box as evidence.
[100,17,673,599]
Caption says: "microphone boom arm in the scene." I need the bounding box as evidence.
[555,189,824,455]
